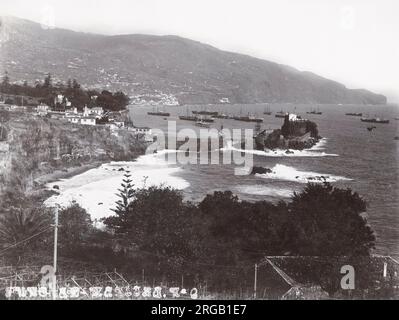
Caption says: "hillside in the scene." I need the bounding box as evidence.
[0,16,387,105]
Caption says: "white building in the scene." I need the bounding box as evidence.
[80,117,97,126]
[36,103,50,116]
[55,94,64,104]
[66,116,80,124]
[129,126,152,134]
[83,106,104,118]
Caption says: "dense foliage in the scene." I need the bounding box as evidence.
[0,179,379,297]
[0,72,129,111]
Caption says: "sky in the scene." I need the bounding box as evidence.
[1,0,398,102]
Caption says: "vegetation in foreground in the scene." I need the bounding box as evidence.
[0,170,384,298]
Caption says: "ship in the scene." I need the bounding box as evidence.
[179,115,197,121]
[192,110,219,116]
[200,116,215,123]
[148,111,170,116]
[345,112,363,117]
[275,111,287,118]
[306,108,322,115]
[263,105,272,115]
[213,113,231,119]
[195,120,210,128]
[275,109,288,118]
[234,115,263,123]
[360,117,389,124]
[147,107,170,117]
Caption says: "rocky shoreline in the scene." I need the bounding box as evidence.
[254,114,321,151]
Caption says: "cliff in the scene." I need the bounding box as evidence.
[0,114,148,194]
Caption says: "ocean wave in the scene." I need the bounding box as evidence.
[220,138,337,157]
[236,185,294,198]
[253,164,352,183]
[44,153,190,220]
[306,138,327,151]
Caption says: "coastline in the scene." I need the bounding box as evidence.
[34,161,106,187]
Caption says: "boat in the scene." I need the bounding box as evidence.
[345,112,363,117]
[263,105,272,115]
[200,116,215,123]
[233,115,263,123]
[147,107,170,117]
[307,108,322,115]
[213,113,231,119]
[179,107,197,121]
[275,110,287,118]
[192,110,219,116]
[179,115,197,122]
[195,120,210,128]
[147,111,170,116]
[360,117,389,124]
[395,117,399,121]
[275,112,287,118]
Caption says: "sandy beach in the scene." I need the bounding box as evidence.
[44,152,190,221]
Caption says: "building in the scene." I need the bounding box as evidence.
[129,126,152,134]
[66,116,80,124]
[83,106,104,118]
[255,255,399,300]
[281,113,317,138]
[36,103,50,116]
[80,117,96,126]
[91,107,104,117]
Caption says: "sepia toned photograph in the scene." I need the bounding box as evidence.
[0,0,398,306]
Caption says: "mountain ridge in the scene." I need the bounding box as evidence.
[0,16,387,105]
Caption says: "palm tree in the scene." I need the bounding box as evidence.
[0,205,52,263]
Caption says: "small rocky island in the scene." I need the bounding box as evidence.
[254,113,321,151]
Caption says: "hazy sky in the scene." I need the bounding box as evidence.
[1,0,398,102]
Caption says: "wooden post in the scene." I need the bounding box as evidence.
[254,264,258,299]
[53,207,59,300]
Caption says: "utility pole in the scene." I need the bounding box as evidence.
[254,263,258,299]
[52,206,59,299]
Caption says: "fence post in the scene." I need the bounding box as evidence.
[254,263,258,299]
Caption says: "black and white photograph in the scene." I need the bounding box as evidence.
[0,0,398,306]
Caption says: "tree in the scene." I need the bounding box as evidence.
[288,182,375,256]
[58,204,93,253]
[72,79,80,90]
[0,202,52,264]
[111,171,135,218]
[104,186,197,274]
[1,71,10,92]
[43,73,52,88]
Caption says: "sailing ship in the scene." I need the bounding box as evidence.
[275,110,287,118]
[213,113,231,119]
[147,107,170,117]
[234,114,263,123]
[345,112,363,117]
[179,115,197,121]
[263,105,272,115]
[195,120,210,128]
[360,116,389,124]
[179,107,197,121]
[306,107,322,115]
[192,110,219,116]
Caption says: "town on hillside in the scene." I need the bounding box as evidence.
[0,73,153,140]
